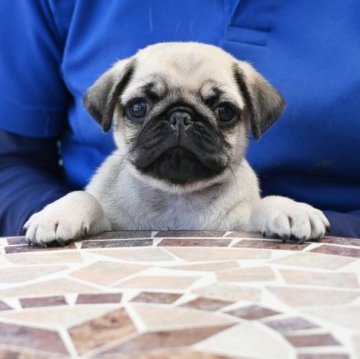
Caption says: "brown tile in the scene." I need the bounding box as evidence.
[310,245,360,258]
[0,301,12,311]
[20,295,67,308]
[0,322,68,355]
[234,239,309,250]
[6,236,27,245]
[88,231,152,239]
[100,325,232,354]
[0,348,60,359]
[181,297,233,311]
[224,231,263,238]
[285,333,340,347]
[4,243,76,253]
[217,266,275,283]
[131,292,182,304]
[155,231,226,238]
[158,238,231,247]
[76,293,122,304]
[226,304,280,320]
[264,316,318,333]
[169,261,240,272]
[69,308,137,355]
[321,236,360,246]
[297,354,349,359]
[81,239,153,249]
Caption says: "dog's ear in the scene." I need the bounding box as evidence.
[233,62,285,139]
[83,58,136,132]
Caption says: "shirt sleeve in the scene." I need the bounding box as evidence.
[0,130,71,236]
[0,0,69,137]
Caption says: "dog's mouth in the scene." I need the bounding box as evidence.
[139,146,224,184]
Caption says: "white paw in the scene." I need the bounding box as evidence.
[249,196,330,243]
[24,191,106,247]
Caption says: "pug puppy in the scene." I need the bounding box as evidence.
[25,42,329,246]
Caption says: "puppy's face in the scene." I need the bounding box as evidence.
[84,43,285,189]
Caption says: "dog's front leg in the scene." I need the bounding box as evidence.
[24,191,111,247]
[247,196,330,243]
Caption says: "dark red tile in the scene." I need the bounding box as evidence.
[131,292,182,304]
[310,244,360,258]
[6,236,27,245]
[155,231,226,238]
[226,305,280,320]
[158,238,231,247]
[87,231,152,240]
[76,293,122,304]
[20,296,67,308]
[264,317,318,333]
[225,231,263,239]
[181,297,232,311]
[81,238,152,249]
[100,325,233,354]
[321,236,360,246]
[0,322,68,355]
[233,239,309,250]
[0,301,12,311]
[285,333,340,347]
[297,354,349,359]
[5,242,76,253]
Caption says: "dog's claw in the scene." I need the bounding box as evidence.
[56,238,65,247]
[297,237,306,245]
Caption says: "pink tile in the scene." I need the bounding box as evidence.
[20,295,67,308]
[285,333,340,347]
[226,305,280,320]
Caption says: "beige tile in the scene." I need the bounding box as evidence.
[167,261,240,272]
[0,278,100,298]
[193,283,261,302]
[279,269,359,288]
[114,275,200,290]
[267,286,359,307]
[271,252,354,270]
[217,266,276,283]
[166,247,271,262]
[132,303,235,330]
[196,322,294,359]
[5,251,82,265]
[0,265,69,284]
[302,306,360,330]
[70,261,148,286]
[352,334,360,359]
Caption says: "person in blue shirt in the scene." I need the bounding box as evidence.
[0,0,359,237]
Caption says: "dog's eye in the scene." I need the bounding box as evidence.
[216,102,237,124]
[128,98,148,118]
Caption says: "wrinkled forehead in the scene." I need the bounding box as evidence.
[122,43,244,106]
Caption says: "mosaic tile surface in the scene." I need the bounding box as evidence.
[0,232,359,358]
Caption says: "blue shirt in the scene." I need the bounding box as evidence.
[1,0,360,236]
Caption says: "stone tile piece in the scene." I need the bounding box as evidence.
[234,239,309,251]
[76,293,122,304]
[158,238,231,247]
[70,261,148,286]
[5,242,76,253]
[115,275,199,291]
[352,335,360,359]
[5,251,82,265]
[226,305,280,320]
[88,231,152,239]
[297,355,349,359]
[181,297,233,311]
[0,265,69,283]
[225,231,263,239]
[0,321,68,355]
[99,351,238,359]
[20,295,67,308]
[264,316,318,333]
[196,322,293,359]
[168,261,240,272]
[132,304,235,331]
[6,236,27,245]
[166,247,271,262]
[270,252,354,270]
[0,348,58,359]
[69,308,137,355]
[217,266,275,283]
[266,286,359,307]
[155,231,226,238]
[0,278,100,298]
[90,247,175,262]
[99,325,232,355]
[285,333,340,347]
[131,292,182,304]
[321,236,360,246]
[280,269,359,288]
[193,283,261,302]
[0,301,12,311]
[310,245,360,258]
[302,306,360,330]
[81,239,153,249]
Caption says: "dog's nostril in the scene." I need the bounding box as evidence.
[169,111,192,128]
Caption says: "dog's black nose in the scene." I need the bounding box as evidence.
[168,110,192,129]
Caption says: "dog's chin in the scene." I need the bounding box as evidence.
[136,147,225,185]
